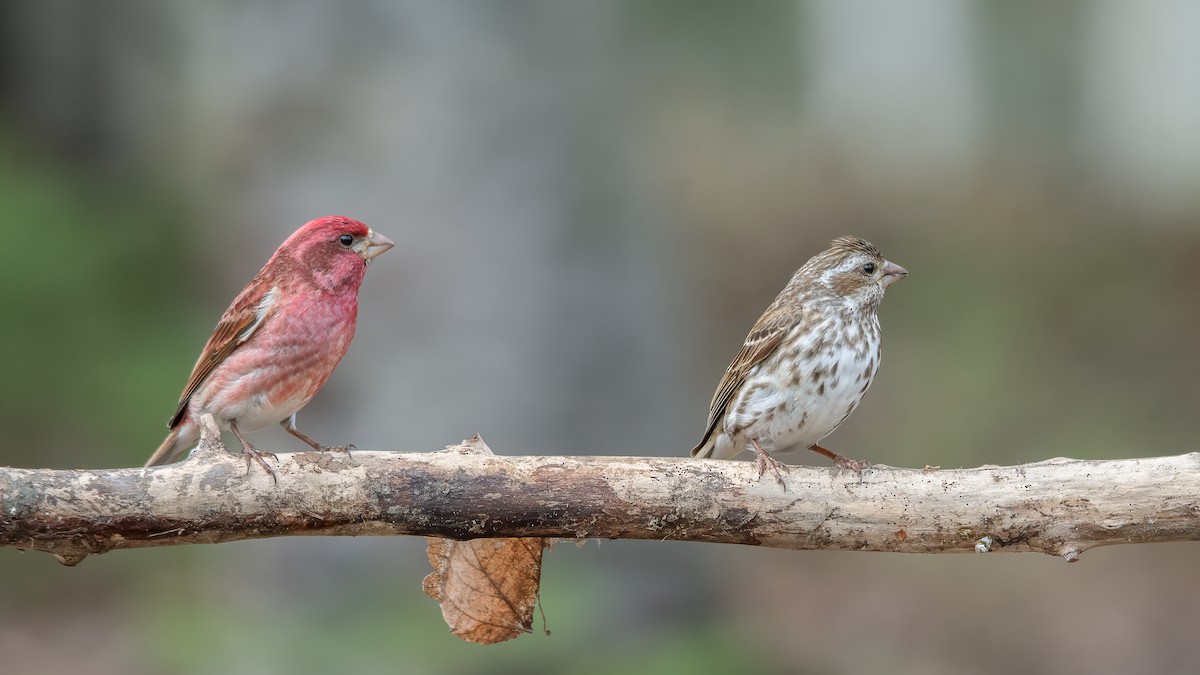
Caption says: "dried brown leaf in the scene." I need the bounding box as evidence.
[423,535,546,644]
[422,435,548,644]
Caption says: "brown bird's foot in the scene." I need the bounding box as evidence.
[231,420,278,484]
[319,444,355,458]
[809,444,870,474]
[750,438,789,487]
[832,456,871,473]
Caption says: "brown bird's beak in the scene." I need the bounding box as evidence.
[361,229,395,261]
[881,260,908,288]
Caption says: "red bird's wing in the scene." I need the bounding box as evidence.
[693,309,797,452]
[167,282,278,429]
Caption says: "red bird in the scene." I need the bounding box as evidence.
[144,216,394,476]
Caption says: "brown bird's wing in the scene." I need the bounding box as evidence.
[167,282,277,429]
[692,309,797,454]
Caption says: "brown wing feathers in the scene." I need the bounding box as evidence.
[692,311,796,455]
[166,283,273,429]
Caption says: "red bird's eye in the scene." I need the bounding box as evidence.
[338,234,354,247]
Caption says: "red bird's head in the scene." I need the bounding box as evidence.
[274,216,395,292]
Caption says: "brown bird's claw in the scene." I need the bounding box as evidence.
[750,438,789,487]
[755,453,790,486]
[810,444,869,474]
[320,443,355,458]
[832,456,871,473]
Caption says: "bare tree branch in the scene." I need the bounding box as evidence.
[2,414,1198,566]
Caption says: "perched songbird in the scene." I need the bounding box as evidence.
[144,216,394,477]
[691,236,907,483]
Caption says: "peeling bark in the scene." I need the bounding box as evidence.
[1,415,1198,565]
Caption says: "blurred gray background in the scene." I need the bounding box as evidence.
[1,1,1198,673]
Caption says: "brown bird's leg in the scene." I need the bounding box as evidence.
[750,438,789,486]
[229,419,278,483]
[281,414,354,456]
[809,443,870,473]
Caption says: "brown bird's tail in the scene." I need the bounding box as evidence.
[144,428,185,467]
[692,437,739,460]
[691,438,716,459]
[691,421,741,460]
[692,403,721,459]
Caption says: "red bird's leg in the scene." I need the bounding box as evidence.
[809,443,870,473]
[281,415,354,456]
[229,420,278,483]
[750,438,789,486]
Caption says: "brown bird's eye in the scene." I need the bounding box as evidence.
[861,262,875,274]
[339,234,354,247]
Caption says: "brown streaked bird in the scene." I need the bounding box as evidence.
[691,236,907,483]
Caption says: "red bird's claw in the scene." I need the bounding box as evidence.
[320,444,354,457]
[242,446,279,484]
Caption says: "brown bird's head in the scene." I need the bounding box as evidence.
[805,236,907,310]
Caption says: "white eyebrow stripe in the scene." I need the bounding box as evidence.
[239,286,279,342]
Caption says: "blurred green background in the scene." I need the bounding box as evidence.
[2,1,1199,673]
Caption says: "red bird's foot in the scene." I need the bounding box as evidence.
[241,444,278,483]
[230,420,278,484]
[750,438,790,487]
[281,417,352,457]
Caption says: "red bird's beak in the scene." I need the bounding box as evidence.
[362,229,395,261]
[881,260,908,288]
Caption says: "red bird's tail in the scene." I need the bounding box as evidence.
[144,428,185,467]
